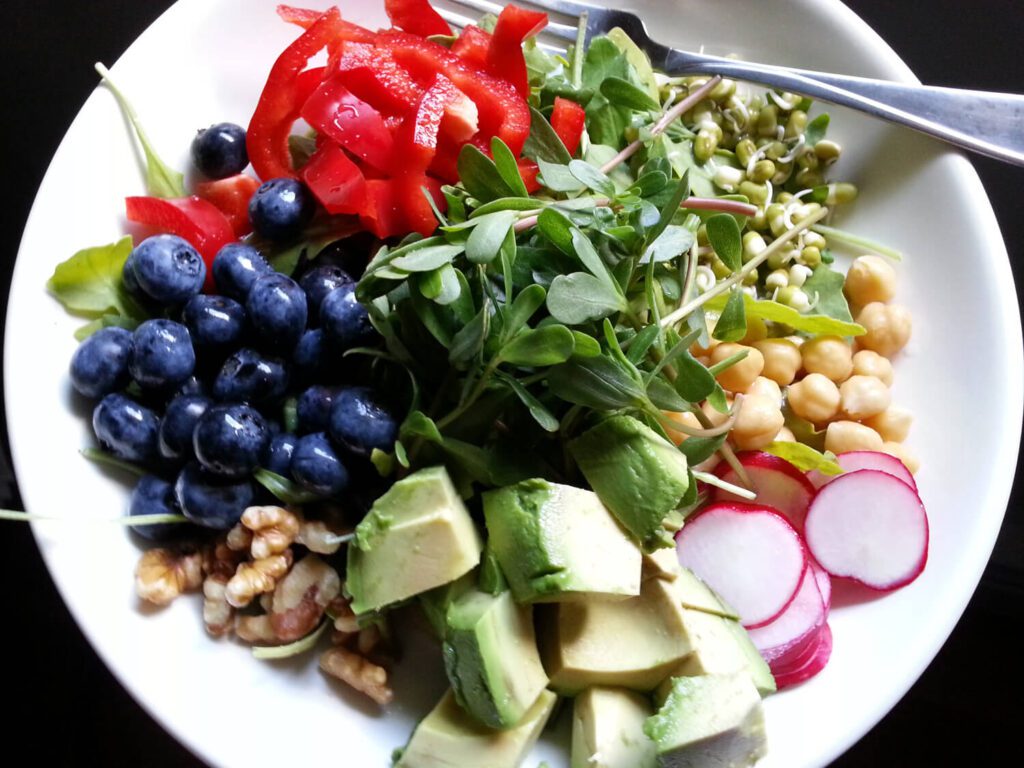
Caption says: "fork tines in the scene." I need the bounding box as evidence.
[437,0,588,43]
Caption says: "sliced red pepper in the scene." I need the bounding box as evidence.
[247,8,345,180]
[399,74,462,171]
[125,196,235,291]
[517,158,542,194]
[360,174,445,239]
[383,0,452,38]
[301,76,394,173]
[301,143,367,215]
[194,175,261,238]
[486,5,548,98]
[335,43,425,116]
[275,4,377,41]
[551,96,586,156]
[451,25,492,69]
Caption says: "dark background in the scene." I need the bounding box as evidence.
[1,1,1021,765]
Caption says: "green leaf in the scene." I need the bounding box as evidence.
[804,113,830,146]
[606,27,660,99]
[370,448,395,477]
[95,63,185,198]
[490,137,530,198]
[706,214,743,272]
[801,264,855,323]
[547,272,626,324]
[457,144,517,203]
[536,158,585,192]
[503,284,547,340]
[712,288,747,342]
[536,208,575,255]
[763,441,843,475]
[253,469,321,506]
[495,372,559,432]
[581,36,630,91]
[466,211,517,265]
[469,197,541,217]
[678,433,726,466]
[390,243,465,272]
[571,228,616,289]
[625,324,662,364]
[707,383,730,413]
[80,447,146,478]
[599,76,660,111]
[646,377,691,411]
[783,405,827,452]
[522,106,573,163]
[547,355,648,410]
[633,170,669,198]
[433,263,462,306]
[499,325,575,367]
[704,291,865,337]
[571,331,602,357]
[73,313,140,342]
[401,410,444,443]
[568,160,616,197]
[645,171,690,249]
[671,350,717,404]
[641,225,696,264]
[47,237,146,320]
[449,300,490,364]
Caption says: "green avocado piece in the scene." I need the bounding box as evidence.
[644,673,767,768]
[347,466,482,615]
[571,686,657,768]
[483,479,641,603]
[570,415,690,551]
[642,551,741,621]
[395,688,558,768]
[442,589,549,729]
[420,572,476,640]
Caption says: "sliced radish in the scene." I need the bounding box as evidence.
[747,564,827,664]
[773,622,833,690]
[712,451,816,530]
[804,469,928,591]
[808,450,917,491]
[809,558,832,610]
[676,502,807,628]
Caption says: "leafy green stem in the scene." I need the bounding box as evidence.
[436,359,500,430]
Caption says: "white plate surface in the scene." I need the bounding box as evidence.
[6,1,1022,766]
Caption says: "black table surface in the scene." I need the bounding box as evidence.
[2,1,1022,765]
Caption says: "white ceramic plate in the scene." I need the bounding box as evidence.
[6,1,1022,766]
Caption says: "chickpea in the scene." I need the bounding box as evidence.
[856,303,912,358]
[731,394,785,451]
[801,335,854,382]
[881,441,920,474]
[752,338,802,385]
[663,411,702,446]
[787,373,840,423]
[851,349,894,387]
[844,255,897,307]
[824,421,884,454]
[839,375,891,420]
[701,397,733,427]
[691,337,720,357]
[711,343,764,393]
[747,376,782,404]
[774,426,797,443]
[864,406,913,443]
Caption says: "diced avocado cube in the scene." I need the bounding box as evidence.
[483,479,641,603]
[644,673,767,768]
[641,547,682,582]
[395,688,558,768]
[570,415,690,551]
[443,589,549,729]
[571,686,657,768]
[539,577,694,694]
[347,466,482,614]
[478,544,508,596]
[642,551,740,621]
[420,572,476,640]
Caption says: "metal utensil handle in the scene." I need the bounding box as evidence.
[659,49,1024,167]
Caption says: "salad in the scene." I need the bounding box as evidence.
[36,1,929,765]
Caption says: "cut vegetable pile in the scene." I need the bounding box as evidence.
[38,1,931,766]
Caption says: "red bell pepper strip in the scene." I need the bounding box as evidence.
[301,75,395,173]
[400,74,462,171]
[275,4,377,41]
[360,174,445,239]
[301,143,367,215]
[517,158,542,194]
[247,9,344,181]
[194,175,261,238]
[335,43,425,116]
[551,96,586,156]
[451,25,491,69]
[383,0,452,38]
[125,196,235,291]
[486,5,548,98]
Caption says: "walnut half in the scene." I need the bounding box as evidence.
[135,548,203,606]
[320,646,393,706]
[270,555,341,642]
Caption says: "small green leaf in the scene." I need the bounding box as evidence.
[547,355,648,411]
[48,237,146,320]
[499,325,575,367]
[804,113,830,146]
[537,208,575,255]
[470,197,541,217]
[706,214,743,272]
[536,158,585,192]
[503,284,547,340]
[641,225,696,264]
[568,159,616,197]
[547,272,626,324]
[645,171,690,249]
[764,441,843,475]
[401,411,444,443]
[495,372,559,432]
[433,263,462,306]
[625,324,662,364]
[801,264,855,323]
[457,144,517,203]
[73,314,140,342]
[646,376,691,411]
[466,211,517,265]
[581,37,630,91]
[390,243,465,272]
[678,433,726,466]
[80,447,146,477]
[712,288,747,342]
[370,448,395,476]
[449,301,490,364]
[703,291,865,336]
[570,228,616,289]
[523,106,573,163]
[606,27,660,99]
[491,137,530,198]
[571,331,602,357]
[600,76,661,111]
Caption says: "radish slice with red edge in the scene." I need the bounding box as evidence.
[772,623,833,690]
[747,564,827,664]
[676,502,807,628]
[804,469,929,590]
[810,558,832,610]
[807,450,917,491]
[712,451,816,530]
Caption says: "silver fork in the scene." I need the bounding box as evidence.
[436,0,1024,166]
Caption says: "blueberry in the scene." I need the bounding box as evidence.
[320,284,374,348]
[175,462,254,529]
[193,403,270,477]
[173,376,208,398]
[183,294,246,352]
[296,385,341,435]
[190,122,248,179]
[129,475,187,541]
[128,235,206,306]
[290,432,349,496]
[69,326,134,399]
[299,265,353,322]
[293,328,334,381]
[263,432,298,476]
[92,393,160,463]
[159,393,211,461]
[212,243,273,301]
[248,177,315,242]
[246,272,308,351]
[212,348,289,404]
[329,387,398,457]
[129,319,196,390]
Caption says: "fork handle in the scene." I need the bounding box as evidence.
[661,51,1024,166]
